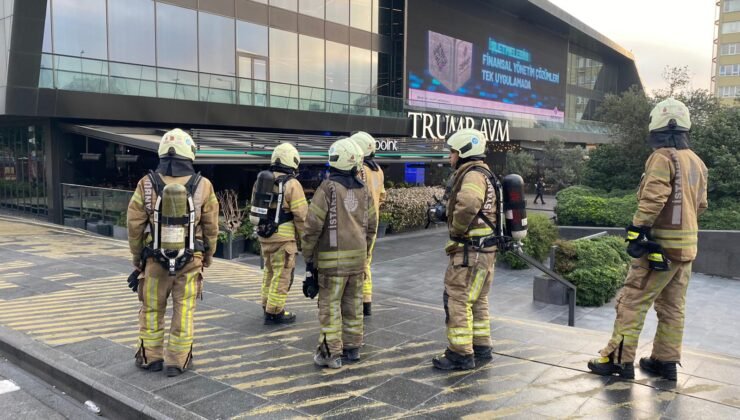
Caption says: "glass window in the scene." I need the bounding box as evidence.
[349,46,371,93]
[108,0,155,65]
[269,28,297,84]
[326,41,348,91]
[299,35,324,88]
[371,50,378,93]
[269,0,296,11]
[156,3,197,71]
[237,20,268,56]
[720,64,740,76]
[52,0,107,60]
[722,21,740,34]
[721,42,740,55]
[350,0,371,32]
[725,0,740,12]
[299,0,324,19]
[326,0,348,25]
[199,12,235,75]
[43,3,52,53]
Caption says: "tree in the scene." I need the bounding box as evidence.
[505,150,536,181]
[691,108,740,201]
[541,137,586,191]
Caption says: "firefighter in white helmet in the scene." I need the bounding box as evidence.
[127,128,219,377]
[302,138,377,368]
[349,131,386,316]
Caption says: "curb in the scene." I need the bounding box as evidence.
[0,325,203,420]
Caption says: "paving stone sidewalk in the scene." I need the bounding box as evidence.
[1,215,739,419]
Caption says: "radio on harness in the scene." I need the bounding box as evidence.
[249,170,295,238]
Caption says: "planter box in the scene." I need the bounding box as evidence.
[86,221,101,234]
[64,218,86,230]
[113,225,128,240]
[96,223,114,237]
[533,274,569,305]
[215,235,246,260]
[245,239,261,255]
[377,222,388,238]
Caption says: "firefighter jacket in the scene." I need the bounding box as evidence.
[632,148,708,262]
[127,173,220,267]
[445,160,498,255]
[360,162,386,217]
[258,173,308,247]
[302,175,378,275]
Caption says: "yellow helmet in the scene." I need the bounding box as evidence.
[349,131,376,157]
[271,143,300,169]
[159,128,196,161]
[649,98,691,132]
[328,138,360,171]
[447,128,486,159]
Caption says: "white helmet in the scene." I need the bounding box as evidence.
[649,98,691,132]
[328,138,360,171]
[446,128,486,159]
[349,131,376,158]
[271,143,300,170]
[159,128,196,161]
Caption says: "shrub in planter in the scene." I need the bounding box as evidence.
[382,187,444,233]
[555,186,637,227]
[499,214,558,269]
[377,212,392,238]
[554,236,629,307]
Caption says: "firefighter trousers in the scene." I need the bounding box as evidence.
[260,242,297,314]
[362,234,377,303]
[317,273,364,356]
[444,251,495,356]
[137,257,202,369]
[600,256,692,363]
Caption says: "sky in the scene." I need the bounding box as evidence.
[548,0,716,93]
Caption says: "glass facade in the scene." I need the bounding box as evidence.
[565,46,619,121]
[40,0,387,114]
[0,125,48,216]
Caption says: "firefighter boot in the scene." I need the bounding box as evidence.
[473,345,493,360]
[588,354,635,379]
[135,358,163,372]
[165,358,193,377]
[342,347,361,362]
[264,310,297,325]
[363,302,372,316]
[640,357,678,381]
[432,349,475,371]
[314,349,342,369]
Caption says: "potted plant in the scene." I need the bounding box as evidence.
[214,189,245,260]
[377,211,392,238]
[113,212,128,240]
[238,202,261,255]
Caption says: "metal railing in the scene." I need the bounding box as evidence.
[40,53,612,136]
[61,183,133,225]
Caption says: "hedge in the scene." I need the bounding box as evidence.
[554,235,629,307]
[382,187,445,233]
[499,214,558,269]
[555,186,740,230]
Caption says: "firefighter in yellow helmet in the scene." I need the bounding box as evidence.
[127,128,219,377]
[349,131,386,316]
[252,143,308,324]
[588,98,708,381]
[432,128,497,370]
[302,138,377,368]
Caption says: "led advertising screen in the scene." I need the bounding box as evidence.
[406,0,568,122]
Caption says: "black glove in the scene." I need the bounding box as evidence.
[127,269,141,292]
[303,262,319,299]
[625,225,650,258]
[646,241,670,271]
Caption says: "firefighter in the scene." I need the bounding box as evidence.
[432,128,497,371]
[349,131,386,316]
[127,128,219,377]
[302,138,377,369]
[252,143,308,324]
[588,98,708,381]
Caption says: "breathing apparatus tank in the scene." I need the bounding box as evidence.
[249,170,276,226]
[160,183,188,250]
[502,174,528,241]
